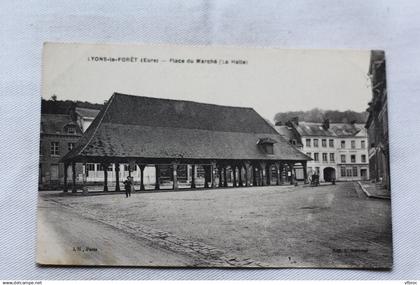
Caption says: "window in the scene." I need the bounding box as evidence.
[346,168,353,177]
[291,140,297,146]
[68,142,75,151]
[315,167,320,174]
[329,139,334,147]
[124,164,137,171]
[351,140,356,149]
[351,155,356,163]
[99,164,113,171]
[341,140,346,148]
[50,142,59,156]
[352,167,358,177]
[361,154,366,163]
[361,140,366,149]
[306,138,311,147]
[314,153,319,162]
[322,139,327,147]
[322,153,328,162]
[313,139,319,147]
[264,144,274,154]
[341,154,346,163]
[330,153,335,162]
[67,127,76,134]
[306,152,311,158]
[341,167,346,177]
[86,163,95,171]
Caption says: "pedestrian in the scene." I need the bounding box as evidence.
[123,176,132,198]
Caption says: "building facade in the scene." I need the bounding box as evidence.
[277,119,369,182]
[39,114,83,189]
[366,50,390,189]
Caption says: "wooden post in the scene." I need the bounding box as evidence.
[172,162,178,190]
[238,165,243,187]
[266,164,272,185]
[63,163,68,193]
[252,165,258,186]
[223,166,228,187]
[244,161,250,187]
[260,162,267,186]
[218,166,223,187]
[275,162,281,186]
[102,162,109,192]
[204,165,210,188]
[191,164,196,189]
[302,161,308,183]
[155,164,160,190]
[139,164,146,191]
[71,162,77,193]
[211,161,216,188]
[232,165,237,187]
[115,163,120,191]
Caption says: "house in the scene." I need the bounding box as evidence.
[39,114,83,189]
[279,118,369,182]
[366,50,390,189]
[61,92,311,192]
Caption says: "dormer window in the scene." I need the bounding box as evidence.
[67,127,76,134]
[257,138,277,155]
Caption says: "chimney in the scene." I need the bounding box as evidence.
[323,118,330,130]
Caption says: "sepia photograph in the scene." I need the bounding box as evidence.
[37,43,391,268]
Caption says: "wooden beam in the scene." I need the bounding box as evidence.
[115,163,120,191]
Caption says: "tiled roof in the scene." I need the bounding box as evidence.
[62,93,310,162]
[40,114,82,136]
[294,121,365,137]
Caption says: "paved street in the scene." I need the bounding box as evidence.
[37,182,392,268]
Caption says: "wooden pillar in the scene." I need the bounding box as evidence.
[267,164,272,186]
[172,162,179,190]
[232,165,237,187]
[102,162,109,192]
[218,166,223,187]
[115,163,120,191]
[63,163,69,193]
[252,165,258,186]
[280,163,285,184]
[238,165,243,187]
[260,162,267,186]
[223,166,228,187]
[275,162,281,186]
[155,164,160,190]
[191,164,196,189]
[71,162,77,193]
[244,161,250,187]
[302,161,308,183]
[139,164,146,191]
[211,161,216,188]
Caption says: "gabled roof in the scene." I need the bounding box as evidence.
[293,121,366,138]
[62,93,310,162]
[41,114,82,136]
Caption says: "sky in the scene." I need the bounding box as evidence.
[43,43,372,122]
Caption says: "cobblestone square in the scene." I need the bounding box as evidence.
[37,182,392,268]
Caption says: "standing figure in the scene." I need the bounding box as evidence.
[123,176,132,198]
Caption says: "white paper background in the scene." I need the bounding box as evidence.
[1,0,420,280]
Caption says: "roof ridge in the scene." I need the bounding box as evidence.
[77,93,116,157]
[113,92,255,111]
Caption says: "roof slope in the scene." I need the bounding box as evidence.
[41,114,82,136]
[294,121,366,137]
[63,93,309,162]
